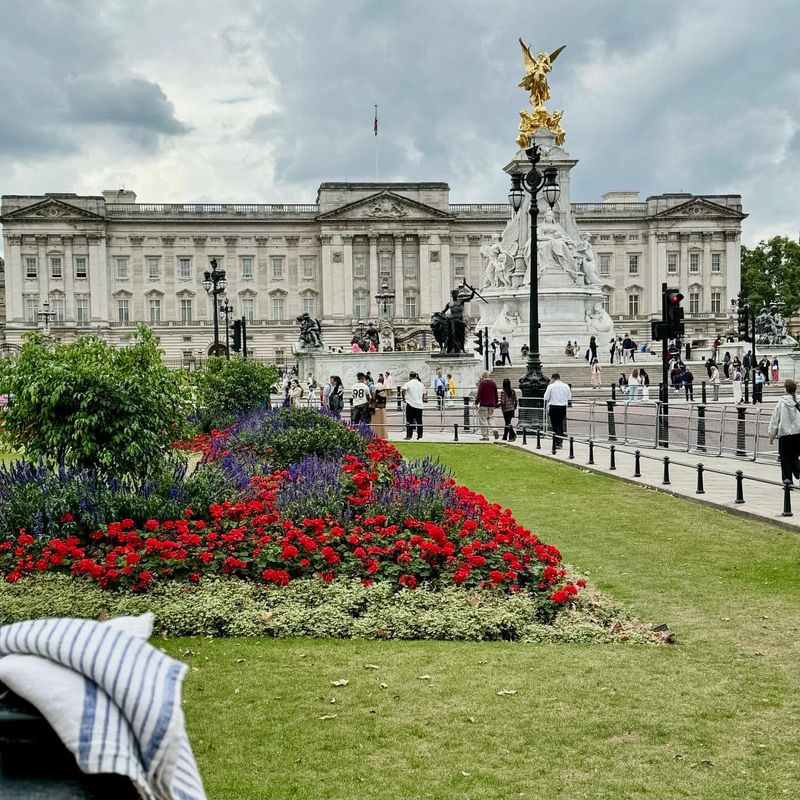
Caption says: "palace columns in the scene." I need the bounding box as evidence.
[368,234,379,317]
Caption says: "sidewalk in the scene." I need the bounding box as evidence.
[385,426,798,530]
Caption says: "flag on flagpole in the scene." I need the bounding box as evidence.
[374,104,378,136]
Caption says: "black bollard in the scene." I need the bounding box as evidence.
[569,436,575,459]
[611,383,617,401]
[536,427,542,450]
[696,405,707,452]
[551,433,557,455]
[662,456,671,485]
[588,439,595,465]
[701,381,707,404]
[463,397,471,432]
[609,445,616,471]
[634,449,642,477]
[735,470,745,504]
[521,427,528,445]
[736,407,747,457]
[606,400,617,441]
[782,481,793,517]
[696,463,705,494]
[453,423,459,442]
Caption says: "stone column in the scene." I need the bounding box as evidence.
[224,236,239,307]
[467,234,482,290]
[418,233,431,316]
[4,234,22,323]
[88,233,108,324]
[653,232,667,313]
[724,229,741,303]
[62,234,75,320]
[679,232,689,285]
[368,233,379,317]
[191,236,207,321]
[393,233,404,308]
[320,233,334,317]
[701,232,713,311]
[36,235,49,310]
[255,236,269,319]
[438,233,451,311]
[342,234,354,317]
[612,233,626,317]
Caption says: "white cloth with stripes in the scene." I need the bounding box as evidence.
[0,612,206,800]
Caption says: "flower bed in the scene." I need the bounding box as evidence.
[0,409,586,618]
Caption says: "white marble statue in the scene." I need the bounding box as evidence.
[480,229,517,289]
[585,300,614,335]
[491,302,522,338]
[576,232,601,286]
[523,209,582,285]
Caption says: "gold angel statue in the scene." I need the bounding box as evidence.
[518,39,565,108]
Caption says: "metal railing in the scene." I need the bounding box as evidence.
[105,203,318,215]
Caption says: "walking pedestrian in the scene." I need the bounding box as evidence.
[590,358,602,389]
[432,369,447,410]
[609,337,617,365]
[622,334,634,364]
[490,339,499,364]
[475,371,500,441]
[371,375,389,439]
[709,363,721,401]
[682,367,694,401]
[712,335,722,361]
[640,368,651,401]
[288,379,304,408]
[401,371,426,439]
[732,364,744,404]
[499,337,512,366]
[771,357,780,382]
[327,376,344,418]
[589,335,598,363]
[500,378,518,441]
[754,369,765,403]
[350,373,372,425]
[447,373,457,401]
[628,368,641,401]
[618,372,628,395]
[768,379,800,485]
[723,351,731,379]
[544,373,571,449]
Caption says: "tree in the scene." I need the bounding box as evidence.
[191,357,280,431]
[0,326,192,477]
[741,236,800,315]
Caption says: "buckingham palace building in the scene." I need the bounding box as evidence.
[0,183,745,363]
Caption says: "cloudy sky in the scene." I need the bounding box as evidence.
[1,0,798,249]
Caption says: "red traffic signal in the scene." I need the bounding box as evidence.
[667,290,684,304]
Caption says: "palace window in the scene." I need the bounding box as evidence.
[711,292,721,314]
[689,252,700,272]
[599,254,611,275]
[404,293,418,319]
[149,298,161,322]
[25,296,38,322]
[711,253,722,272]
[242,298,255,321]
[601,294,611,313]
[50,257,62,279]
[179,257,192,279]
[628,254,639,275]
[116,258,128,279]
[689,292,700,314]
[403,254,417,278]
[353,294,367,319]
[667,252,678,274]
[452,254,466,280]
[627,294,639,316]
[241,257,254,279]
[147,257,160,280]
[271,256,284,279]
[353,254,367,278]
[180,298,192,322]
[271,297,285,320]
[301,257,315,279]
[302,297,315,317]
[117,299,130,324]
[25,258,38,279]
[379,252,392,278]
[76,297,89,323]
[50,296,64,322]
[74,257,88,279]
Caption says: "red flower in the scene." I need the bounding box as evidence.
[144,520,159,532]
[489,570,504,584]
[398,574,417,589]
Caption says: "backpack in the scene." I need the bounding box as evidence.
[329,390,343,412]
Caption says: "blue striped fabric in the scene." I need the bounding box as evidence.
[0,614,206,800]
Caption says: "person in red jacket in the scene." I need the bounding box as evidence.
[474,371,499,441]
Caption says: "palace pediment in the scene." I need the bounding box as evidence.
[317,191,452,222]
[0,197,105,222]
[653,198,745,220]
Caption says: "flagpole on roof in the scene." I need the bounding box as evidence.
[374,104,379,182]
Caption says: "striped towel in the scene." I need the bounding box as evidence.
[0,613,206,800]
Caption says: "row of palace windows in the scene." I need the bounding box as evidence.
[25,256,88,280]
[608,291,724,317]
[111,255,318,282]
[596,252,725,277]
[352,293,420,319]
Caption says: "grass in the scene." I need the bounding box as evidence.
[164,443,799,800]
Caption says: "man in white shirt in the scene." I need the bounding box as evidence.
[350,372,372,426]
[401,371,426,440]
[543,373,571,450]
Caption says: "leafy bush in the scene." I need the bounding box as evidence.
[192,358,279,432]
[0,573,660,643]
[182,462,243,514]
[0,327,191,478]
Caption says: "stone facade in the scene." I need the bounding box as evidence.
[0,183,745,362]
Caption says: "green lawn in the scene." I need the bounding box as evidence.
[165,444,800,800]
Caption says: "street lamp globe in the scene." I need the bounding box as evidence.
[202,272,212,293]
[542,167,561,209]
[508,173,524,212]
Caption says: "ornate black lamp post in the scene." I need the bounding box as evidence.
[202,259,227,356]
[508,143,560,426]
[37,300,56,334]
[375,280,395,317]
[219,297,233,359]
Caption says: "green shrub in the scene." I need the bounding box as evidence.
[183,462,242,512]
[0,327,191,479]
[0,574,660,644]
[192,358,279,432]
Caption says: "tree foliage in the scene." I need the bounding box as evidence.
[741,236,800,315]
[191,357,279,431]
[0,326,192,477]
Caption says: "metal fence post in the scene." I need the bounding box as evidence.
[521,427,528,446]
[782,482,793,517]
[588,439,595,465]
[453,423,459,442]
[696,405,707,452]
[696,463,705,494]
[609,445,616,470]
[662,456,671,485]
[736,407,747,457]
[701,381,707,405]
[744,379,750,404]
[463,397,471,432]
[734,470,745,504]
[606,400,617,441]
[634,449,641,477]
[536,427,541,450]
[569,436,575,459]
[551,431,557,455]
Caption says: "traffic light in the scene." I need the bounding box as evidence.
[231,319,242,353]
[664,289,685,337]
[737,304,751,341]
[473,330,484,355]
[651,319,668,341]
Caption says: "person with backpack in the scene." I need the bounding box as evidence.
[327,376,344,418]
[432,369,447,410]
[768,379,800,484]
[682,367,694,401]
[500,378,518,441]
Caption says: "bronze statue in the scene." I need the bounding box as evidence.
[296,313,323,348]
[430,284,479,354]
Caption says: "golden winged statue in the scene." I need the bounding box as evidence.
[518,39,565,107]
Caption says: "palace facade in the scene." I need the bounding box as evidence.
[0,183,745,363]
